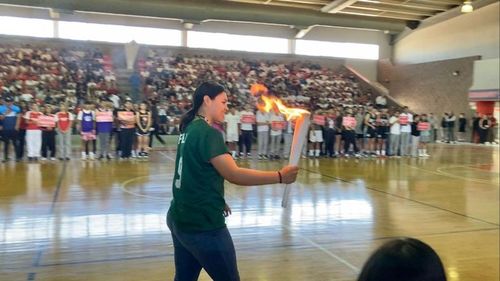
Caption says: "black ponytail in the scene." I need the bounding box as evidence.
[179,81,226,133]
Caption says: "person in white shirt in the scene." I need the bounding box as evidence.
[158,104,168,134]
[224,106,240,159]
[399,106,413,156]
[389,111,401,157]
[256,107,270,160]
[238,104,255,158]
[375,95,387,108]
[269,110,284,160]
[109,93,121,109]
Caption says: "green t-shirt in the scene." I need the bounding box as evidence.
[168,118,229,232]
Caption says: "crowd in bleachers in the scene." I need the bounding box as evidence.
[0,45,497,163]
[138,49,370,114]
[0,44,117,107]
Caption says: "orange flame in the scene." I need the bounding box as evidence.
[257,95,310,121]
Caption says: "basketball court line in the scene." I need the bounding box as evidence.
[27,161,68,281]
[299,166,499,227]
[120,175,168,200]
[12,227,492,270]
[402,162,498,185]
[435,164,500,183]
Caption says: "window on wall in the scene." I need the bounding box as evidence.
[187,31,288,54]
[295,39,379,60]
[58,21,182,46]
[0,16,53,38]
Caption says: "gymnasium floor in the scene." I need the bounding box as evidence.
[1,143,498,281]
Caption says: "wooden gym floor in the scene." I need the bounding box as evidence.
[0,143,498,281]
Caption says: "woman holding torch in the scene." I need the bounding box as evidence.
[167,81,299,281]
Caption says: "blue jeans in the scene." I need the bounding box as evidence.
[167,213,240,281]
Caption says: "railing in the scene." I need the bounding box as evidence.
[342,64,405,110]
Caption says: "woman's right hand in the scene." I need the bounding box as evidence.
[279,165,299,184]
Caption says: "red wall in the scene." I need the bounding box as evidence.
[476,101,494,115]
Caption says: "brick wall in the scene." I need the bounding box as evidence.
[380,57,479,120]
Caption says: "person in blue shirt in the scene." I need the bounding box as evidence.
[0,96,21,162]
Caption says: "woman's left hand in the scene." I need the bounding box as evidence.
[223,204,232,217]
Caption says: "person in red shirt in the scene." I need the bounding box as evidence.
[55,104,74,160]
[24,103,42,161]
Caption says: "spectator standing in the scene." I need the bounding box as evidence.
[389,110,401,157]
[40,105,57,161]
[224,106,240,159]
[77,101,97,160]
[239,104,255,159]
[24,103,43,161]
[399,107,413,156]
[0,96,20,162]
[269,110,284,160]
[95,101,114,160]
[256,106,270,160]
[55,104,74,161]
[458,113,467,142]
[445,112,456,143]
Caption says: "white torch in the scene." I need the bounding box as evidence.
[281,111,310,208]
[259,96,310,208]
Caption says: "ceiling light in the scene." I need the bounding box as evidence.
[461,1,473,13]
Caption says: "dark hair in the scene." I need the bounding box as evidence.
[358,238,447,281]
[179,81,226,132]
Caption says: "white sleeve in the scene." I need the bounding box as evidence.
[77,111,83,121]
[69,112,75,121]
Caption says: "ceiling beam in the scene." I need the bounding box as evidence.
[0,0,407,32]
[350,2,436,17]
[339,8,425,21]
[412,0,463,6]
[358,0,449,11]
[229,0,319,10]
[320,0,359,13]
[275,0,328,5]
[294,25,314,38]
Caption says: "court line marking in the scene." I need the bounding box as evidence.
[120,175,168,200]
[402,163,498,185]
[158,151,362,273]
[11,228,493,269]
[300,167,499,227]
[223,191,362,273]
[158,151,176,161]
[39,253,173,267]
[27,161,68,281]
[290,230,360,272]
[435,164,500,183]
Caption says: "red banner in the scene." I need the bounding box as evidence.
[96,111,113,122]
[271,121,285,130]
[418,122,430,131]
[37,115,56,128]
[342,117,357,128]
[399,115,409,125]
[118,111,135,122]
[240,114,256,124]
[313,115,325,126]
